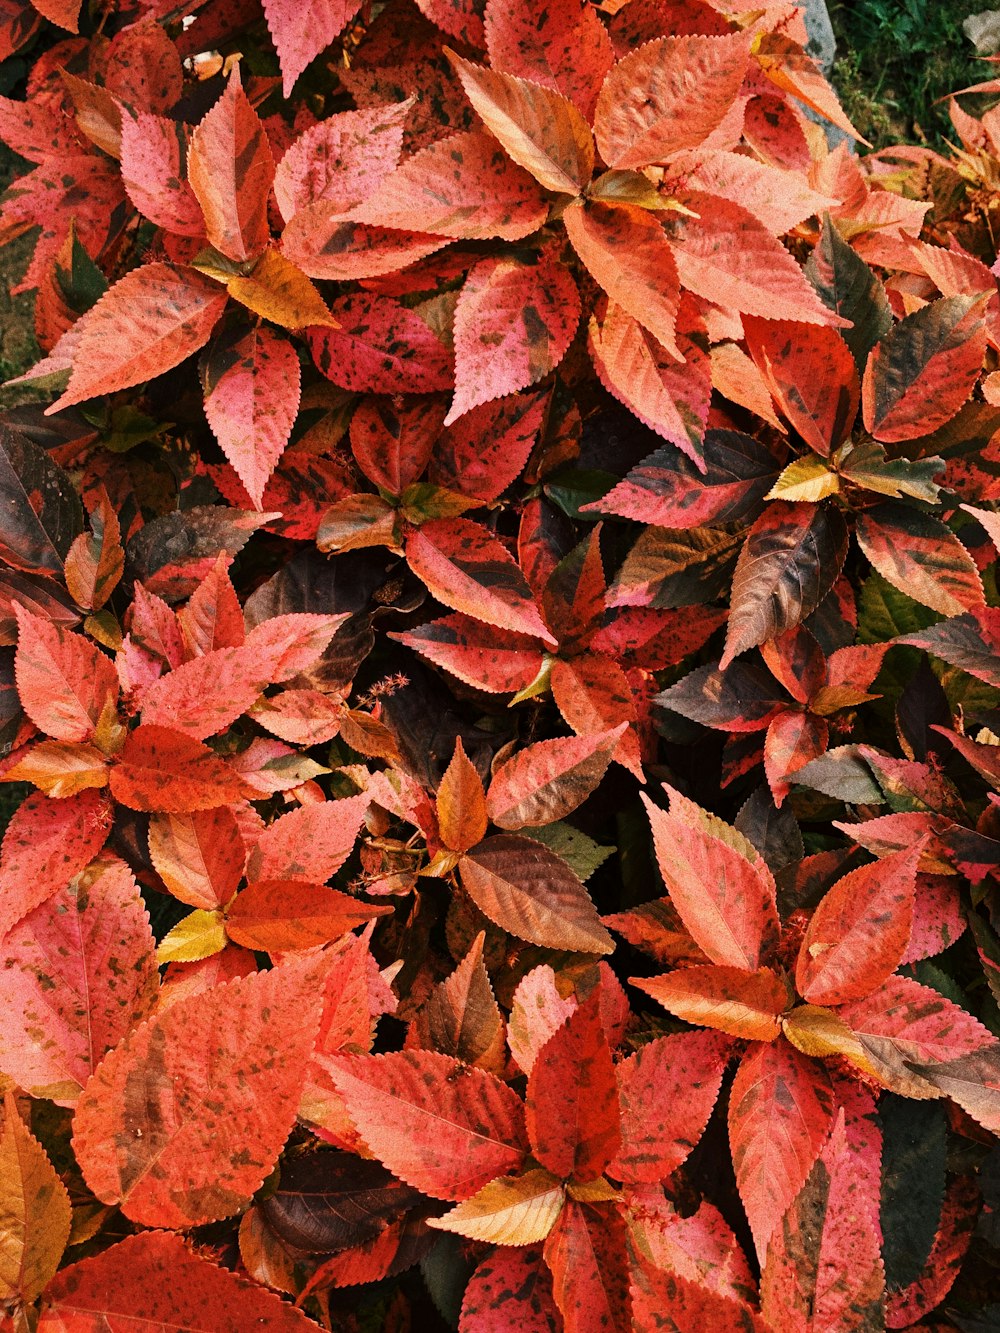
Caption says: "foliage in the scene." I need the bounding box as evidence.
[0,1,998,1330]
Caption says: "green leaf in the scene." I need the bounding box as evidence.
[879,1095,947,1290]
[527,821,615,882]
[837,439,944,503]
[857,572,939,644]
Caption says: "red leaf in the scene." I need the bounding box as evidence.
[0,858,157,1105]
[226,879,390,951]
[203,326,301,510]
[526,993,620,1182]
[795,846,922,1006]
[669,193,848,327]
[761,1112,886,1333]
[406,518,555,643]
[635,964,790,1041]
[862,296,987,442]
[0,787,109,931]
[508,966,578,1075]
[448,246,580,423]
[273,102,410,221]
[246,793,370,883]
[587,298,710,463]
[328,1049,526,1200]
[309,294,453,393]
[50,264,228,411]
[459,834,613,954]
[177,556,244,658]
[593,32,751,168]
[352,128,549,240]
[484,0,613,119]
[544,1199,630,1333]
[37,1229,319,1329]
[191,69,274,252]
[72,953,328,1227]
[728,1039,836,1264]
[431,391,546,501]
[282,210,447,282]
[449,52,594,195]
[611,1030,731,1184]
[551,656,642,780]
[264,0,363,95]
[764,710,829,808]
[350,394,444,494]
[391,613,545,693]
[486,728,626,829]
[120,111,204,236]
[29,0,80,32]
[110,724,253,813]
[642,785,779,970]
[743,318,859,455]
[14,605,118,742]
[629,1266,771,1333]
[460,1245,560,1332]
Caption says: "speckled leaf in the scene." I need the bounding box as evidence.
[0,1092,71,1303]
[448,247,580,422]
[273,102,410,221]
[51,264,228,412]
[282,210,447,282]
[544,1198,630,1333]
[187,67,274,262]
[120,111,203,236]
[328,1049,526,1201]
[245,793,369,883]
[729,1039,836,1265]
[586,299,711,464]
[642,785,779,970]
[225,879,390,951]
[110,724,252,813]
[391,613,545,693]
[0,859,156,1105]
[203,326,301,509]
[309,294,453,394]
[459,833,612,954]
[72,953,327,1227]
[508,966,578,1075]
[594,32,750,168]
[528,994,619,1184]
[0,788,111,936]
[37,1228,319,1329]
[761,1113,885,1332]
[14,605,118,742]
[862,296,986,443]
[564,199,681,358]
[486,727,626,829]
[629,1266,771,1333]
[352,129,548,240]
[743,317,859,455]
[460,1245,560,1331]
[485,0,613,118]
[855,503,984,618]
[669,194,847,327]
[585,429,779,528]
[406,518,555,642]
[264,0,364,95]
[796,845,922,1006]
[430,391,545,501]
[448,53,594,194]
[611,1030,731,1184]
[722,502,848,668]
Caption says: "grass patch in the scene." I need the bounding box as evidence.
[831,0,988,148]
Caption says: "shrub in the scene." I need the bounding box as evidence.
[0,1,998,1329]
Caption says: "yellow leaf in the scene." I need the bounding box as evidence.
[157,909,227,964]
[0,1092,72,1303]
[781,1004,875,1076]
[4,741,108,799]
[766,454,840,503]
[428,1169,565,1245]
[227,249,338,329]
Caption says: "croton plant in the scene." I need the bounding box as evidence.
[0,0,999,1329]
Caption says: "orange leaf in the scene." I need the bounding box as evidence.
[187,65,274,262]
[225,879,391,951]
[109,724,253,813]
[0,1092,71,1303]
[147,806,246,910]
[436,737,488,853]
[486,727,627,829]
[73,953,328,1227]
[634,964,790,1040]
[14,604,118,743]
[224,248,338,330]
[0,788,111,935]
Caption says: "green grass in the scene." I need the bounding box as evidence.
[830,0,988,148]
